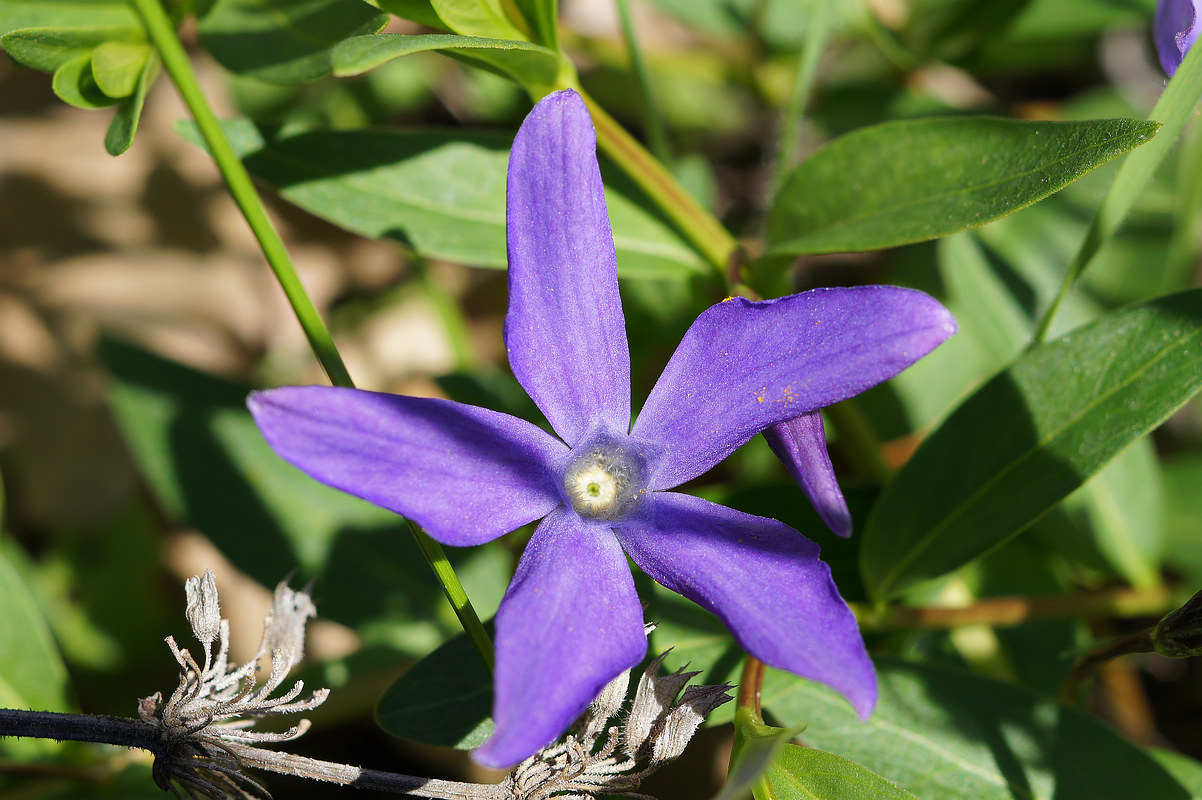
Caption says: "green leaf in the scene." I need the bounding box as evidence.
[759,747,920,800]
[181,119,707,277]
[512,0,557,48]
[0,541,69,715]
[715,708,797,800]
[1062,437,1164,589]
[196,0,388,84]
[104,50,159,155]
[760,660,1190,800]
[1153,749,1202,798]
[100,338,395,581]
[375,0,448,29]
[429,0,525,39]
[90,39,150,98]
[331,33,562,94]
[0,25,143,73]
[766,116,1159,256]
[0,0,138,33]
[376,627,494,748]
[862,289,1202,600]
[51,51,119,109]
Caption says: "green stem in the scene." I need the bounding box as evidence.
[132,0,493,670]
[771,0,834,199]
[575,87,738,284]
[409,520,494,672]
[1032,41,1202,344]
[614,0,670,164]
[130,0,351,389]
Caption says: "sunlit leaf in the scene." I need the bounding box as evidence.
[90,39,150,98]
[0,25,142,73]
[862,289,1202,600]
[766,117,1158,257]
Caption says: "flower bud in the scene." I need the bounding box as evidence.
[1153,589,1202,658]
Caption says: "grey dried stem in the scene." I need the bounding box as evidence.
[0,571,732,800]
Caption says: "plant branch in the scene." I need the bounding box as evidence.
[0,710,507,799]
[852,585,1173,633]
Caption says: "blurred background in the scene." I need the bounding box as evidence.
[2,0,1202,796]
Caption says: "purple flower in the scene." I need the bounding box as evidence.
[1156,0,1202,76]
[248,89,956,768]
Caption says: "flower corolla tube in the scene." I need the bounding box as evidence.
[249,89,957,769]
[1156,0,1202,76]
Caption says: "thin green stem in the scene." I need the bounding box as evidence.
[1032,41,1202,344]
[130,0,351,389]
[614,0,670,163]
[575,87,738,284]
[409,519,494,672]
[132,0,493,669]
[771,0,834,199]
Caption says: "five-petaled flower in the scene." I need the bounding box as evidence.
[249,89,956,768]
[1155,0,1202,76]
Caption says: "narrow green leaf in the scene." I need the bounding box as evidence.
[331,32,561,94]
[0,0,137,33]
[101,338,395,581]
[760,747,919,800]
[376,627,494,749]
[715,708,797,800]
[512,0,557,49]
[759,660,1190,800]
[180,119,707,277]
[0,542,69,714]
[862,289,1202,600]
[90,39,150,98]
[429,0,525,39]
[196,0,388,84]
[1063,438,1164,589]
[51,52,120,109]
[104,50,159,155]
[766,117,1159,256]
[375,0,448,29]
[0,25,143,73]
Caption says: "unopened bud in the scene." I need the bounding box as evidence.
[1153,589,1202,658]
[184,569,221,645]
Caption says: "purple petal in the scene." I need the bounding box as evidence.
[1155,0,1202,76]
[764,412,853,537]
[248,386,567,546]
[505,89,631,446]
[633,286,955,490]
[475,509,647,768]
[615,492,876,719]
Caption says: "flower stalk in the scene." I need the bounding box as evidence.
[128,0,492,669]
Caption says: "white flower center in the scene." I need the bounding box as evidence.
[563,442,644,520]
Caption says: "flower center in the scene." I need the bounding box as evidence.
[563,441,645,521]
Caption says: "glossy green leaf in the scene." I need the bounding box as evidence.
[429,0,525,39]
[0,541,69,714]
[0,0,137,32]
[51,52,119,109]
[375,0,447,29]
[196,0,388,84]
[90,39,150,98]
[376,627,494,748]
[331,33,562,94]
[760,660,1190,799]
[183,120,707,277]
[0,25,143,73]
[104,50,158,155]
[766,117,1159,256]
[862,288,1202,600]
